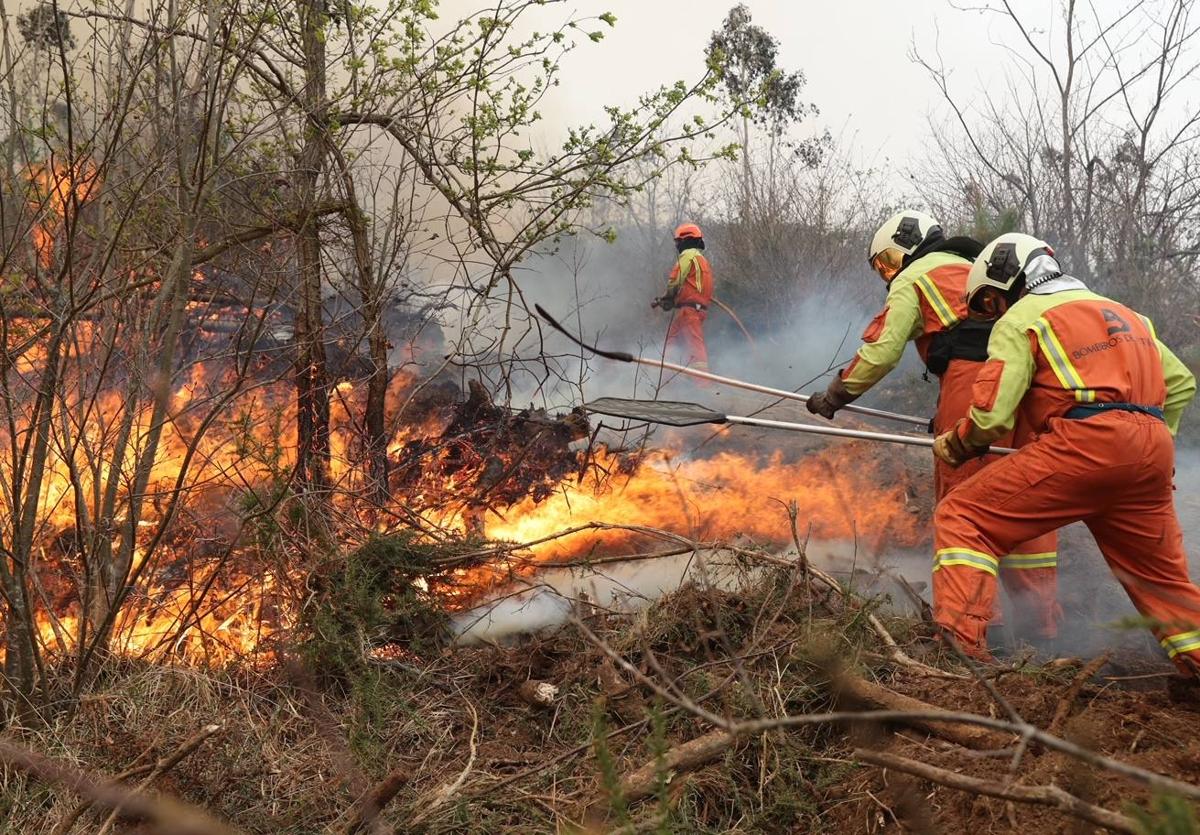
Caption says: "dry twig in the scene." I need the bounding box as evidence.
[0,735,244,835]
[853,748,1137,834]
[618,729,737,803]
[406,698,480,827]
[333,768,411,835]
[1048,653,1110,738]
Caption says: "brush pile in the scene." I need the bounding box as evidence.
[2,539,1198,834]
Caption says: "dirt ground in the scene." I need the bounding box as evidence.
[824,663,1200,834]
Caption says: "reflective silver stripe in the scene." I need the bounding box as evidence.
[1002,552,1058,570]
[1160,630,1200,658]
[934,548,1000,576]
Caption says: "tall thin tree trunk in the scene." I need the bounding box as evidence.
[740,114,751,222]
[330,145,389,502]
[294,0,331,490]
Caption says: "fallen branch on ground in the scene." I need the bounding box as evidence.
[0,736,244,835]
[618,730,737,803]
[853,747,1137,834]
[333,767,410,835]
[835,673,1010,750]
[1048,653,1111,738]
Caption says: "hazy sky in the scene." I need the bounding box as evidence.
[543,1,1024,171]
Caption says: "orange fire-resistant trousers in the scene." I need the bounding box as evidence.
[666,307,709,372]
[934,411,1200,674]
[934,360,1060,640]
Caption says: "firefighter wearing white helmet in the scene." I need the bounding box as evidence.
[866,210,943,284]
[962,232,1057,319]
[806,208,984,421]
[807,211,1063,647]
[931,232,1198,680]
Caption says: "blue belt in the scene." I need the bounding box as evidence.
[1064,402,1164,421]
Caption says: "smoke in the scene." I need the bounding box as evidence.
[452,538,932,644]
[504,232,920,414]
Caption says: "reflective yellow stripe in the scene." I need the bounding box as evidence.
[913,275,957,328]
[677,250,704,292]
[1031,318,1088,396]
[1002,552,1058,569]
[1160,630,1200,658]
[934,548,1000,576]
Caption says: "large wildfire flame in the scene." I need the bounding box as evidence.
[2,160,930,667]
[10,365,929,667]
[485,445,924,556]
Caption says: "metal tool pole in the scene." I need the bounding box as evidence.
[723,415,1015,454]
[533,304,931,429]
[644,357,930,428]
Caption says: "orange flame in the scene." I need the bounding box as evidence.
[3,330,928,665]
[26,157,101,269]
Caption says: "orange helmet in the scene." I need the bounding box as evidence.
[673,222,703,240]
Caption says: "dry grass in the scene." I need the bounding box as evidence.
[0,557,1194,834]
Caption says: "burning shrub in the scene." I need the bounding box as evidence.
[299,534,450,687]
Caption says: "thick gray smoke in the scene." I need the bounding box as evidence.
[506,232,925,413]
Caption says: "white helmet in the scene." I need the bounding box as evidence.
[868,210,942,282]
[965,233,1055,313]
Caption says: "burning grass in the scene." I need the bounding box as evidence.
[3,372,1195,833]
[3,365,932,670]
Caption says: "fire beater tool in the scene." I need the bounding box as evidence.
[583,397,1016,454]
[534,304,931,430]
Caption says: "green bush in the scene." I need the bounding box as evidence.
[1130,794,1199,835]
[299,533,450,687]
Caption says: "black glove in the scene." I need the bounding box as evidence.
[652,294,676,311]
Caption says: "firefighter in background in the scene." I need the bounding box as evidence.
[933,233,1199,676]
[653,223,714,372]
[806,211,1061,644]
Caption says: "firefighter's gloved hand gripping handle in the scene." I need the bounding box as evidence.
[533,304,932,430]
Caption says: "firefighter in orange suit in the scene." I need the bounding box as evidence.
[801,212,1065,643]
[806,212,1060,642]
[933,233,1199,674]
[654,223,714,372]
